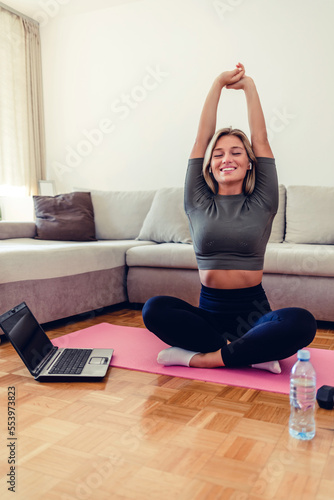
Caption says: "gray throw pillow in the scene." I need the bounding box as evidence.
[285,185,334,244]
[137,187,192,244]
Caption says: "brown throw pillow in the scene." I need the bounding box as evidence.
[33,192,96,241]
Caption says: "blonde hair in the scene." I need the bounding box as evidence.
[203,127,257,196]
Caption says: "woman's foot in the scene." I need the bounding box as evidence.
[251,361,281,374]
[157,347,200,366]
[157,347,224,368]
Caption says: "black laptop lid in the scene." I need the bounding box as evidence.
[0,303,54,374]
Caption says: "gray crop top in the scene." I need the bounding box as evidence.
[184,157,279,271]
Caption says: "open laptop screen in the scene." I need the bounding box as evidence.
[0,304,54,373]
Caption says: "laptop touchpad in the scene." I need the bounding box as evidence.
[89,357,108,365]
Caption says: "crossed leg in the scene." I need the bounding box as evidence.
[142,296,317,371]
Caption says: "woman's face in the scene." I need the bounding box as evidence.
[210,135,250,195]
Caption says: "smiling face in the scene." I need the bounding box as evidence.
[210,134,250,195]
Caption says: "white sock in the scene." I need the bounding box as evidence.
[251,360,281,374]
[157,347,199,367]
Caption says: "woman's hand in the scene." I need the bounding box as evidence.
[225,63,253,91]
[216,63,245,88]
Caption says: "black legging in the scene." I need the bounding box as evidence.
[142,284,317,367]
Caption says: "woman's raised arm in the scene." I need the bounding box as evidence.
[226,63,273,158]
[189,65,245,159]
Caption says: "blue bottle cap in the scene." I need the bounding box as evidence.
[297,349,310,361]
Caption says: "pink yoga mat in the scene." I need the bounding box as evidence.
[52,323,334,394]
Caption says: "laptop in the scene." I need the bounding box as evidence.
[0,302,114,382]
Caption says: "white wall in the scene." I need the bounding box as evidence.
[39,0,334,193]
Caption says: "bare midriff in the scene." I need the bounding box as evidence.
[199,269,263,289]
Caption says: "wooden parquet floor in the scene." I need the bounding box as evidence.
[0,304,333,500]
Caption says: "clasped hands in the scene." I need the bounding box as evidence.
[216,62,253,91]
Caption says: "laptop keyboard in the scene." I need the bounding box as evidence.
[49,349,93,375]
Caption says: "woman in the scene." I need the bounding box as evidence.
[142,63,316,373]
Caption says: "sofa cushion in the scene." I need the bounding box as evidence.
[0,222,36,239]
[285,186,334,244]
[0,239,155,283]
[88,189,156,240]
[264,242,334,277]
[127,241,334,277]
[137,187,192,244]
[269,184,286,243]
[127,242,197,269]
[33,192,96,241]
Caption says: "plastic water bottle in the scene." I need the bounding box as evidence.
[289,349,316,440]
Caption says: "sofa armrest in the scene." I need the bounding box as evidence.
[0,221,36,239]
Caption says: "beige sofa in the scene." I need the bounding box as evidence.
[0,184,333,336]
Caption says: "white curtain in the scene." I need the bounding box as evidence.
[0,6,46,196]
